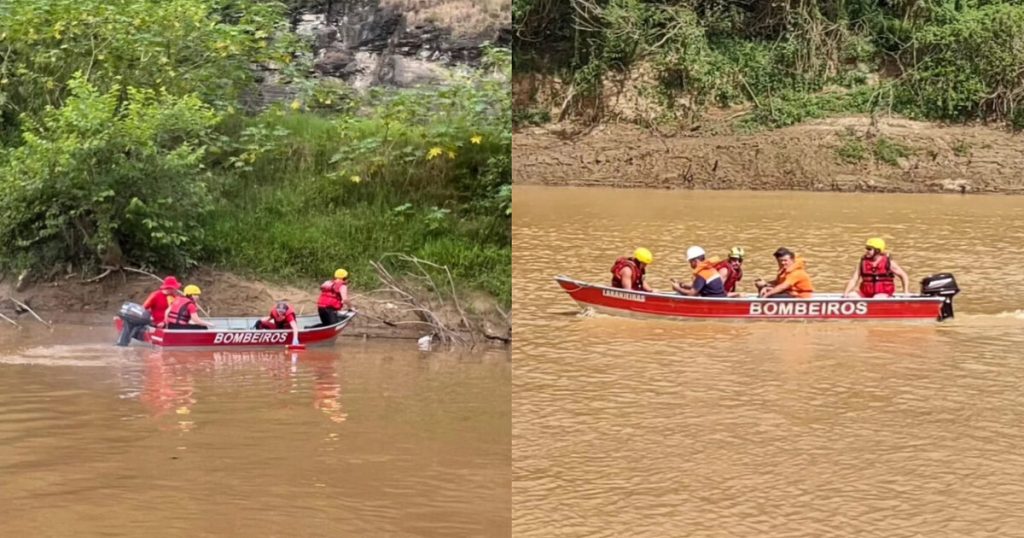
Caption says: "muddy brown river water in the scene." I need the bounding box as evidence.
[0,326,510,536]
[513,187,1024,537]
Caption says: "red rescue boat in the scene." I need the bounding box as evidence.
[555,273,959,321]
[113,311,356,348]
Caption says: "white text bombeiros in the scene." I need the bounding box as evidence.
[749,301,868,316]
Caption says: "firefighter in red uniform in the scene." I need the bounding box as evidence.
[843,238,911,298]
[610,248,654,292]
[713,246,745,296]
[255,301,300,345]
[317,268,350,325]
[142,276,181,327]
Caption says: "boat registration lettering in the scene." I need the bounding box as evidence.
[602,289,646,302]
[749,301,868,316]
[213,331,289,345]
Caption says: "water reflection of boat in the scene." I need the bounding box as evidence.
[135,349,346,426]
[556,274,959,321]
[113,311,355,348]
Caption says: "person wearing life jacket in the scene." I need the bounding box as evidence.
[165,285,214,330]
[611,248,654,292]
[714,246,744,297]
[671,246,727,297]
[141,276,182,328]
[255,301,300,344]
[757,247,815,298]
[842,237,910,298]
[317,268,350,326]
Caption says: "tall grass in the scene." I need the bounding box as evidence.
[204,98,511,304]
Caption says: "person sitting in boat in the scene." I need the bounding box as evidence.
[714,246,744,297]
[671,246,727,297]
[254,301,300,343]
[165,285,214,330]
[756,247,815,298]
[611,248,654,292]
[317,268,351,325]
[142,276,181,328]
[842,237,910,298]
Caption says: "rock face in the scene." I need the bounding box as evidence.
[295,0,508,89]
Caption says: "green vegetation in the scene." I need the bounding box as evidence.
[836,130,868,164]
[834,129,914,166]
[0,0,511,304]
[873,136,913,166]
[513,0,1024,129]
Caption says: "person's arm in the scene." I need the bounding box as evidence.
[760,276,794,297]
[339,283,350,309]
[619,266,635,290]
[142,292,157,310]
[890,259,911,294]
[289,318,300,345]
[190,304,214,328]
[676,276,704,296]
[842,265,862,297]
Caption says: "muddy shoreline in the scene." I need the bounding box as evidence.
[0,268,510,346]
[512,117,1024,193]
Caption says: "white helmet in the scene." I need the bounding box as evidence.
[686,246,706,261]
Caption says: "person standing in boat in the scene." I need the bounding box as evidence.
[611,248,654,292]
[317,269,350,325]
[165,285,214,330]
[142,276,181,328]
[255,301,300,344]
[842,237,910,298]
[757,248,815,298]
[714,246,745,297]
[671,246,727,297]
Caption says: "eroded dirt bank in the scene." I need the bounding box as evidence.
[512,117,1024,193]
[0,268,509,345]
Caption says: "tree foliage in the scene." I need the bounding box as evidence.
[513,0,1024,126]
[0,75,219,271]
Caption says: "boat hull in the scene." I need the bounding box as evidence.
[555,276,947,321]
[114,311,355,348]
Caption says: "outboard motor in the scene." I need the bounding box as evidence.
[920,273,959,321]
[115,302,152,347]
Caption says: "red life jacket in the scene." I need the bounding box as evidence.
[268,305,296,328]
[610,257,646,291]
[316,279,346,309]
[713,260,743,293]
[166,296,196,325]
[859,254,896,297]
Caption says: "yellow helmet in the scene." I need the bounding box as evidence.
[865,237,886,252]
[633,247,653,265]
[729,246,745,260]
[334,268,349,279]
[183,284,202,296]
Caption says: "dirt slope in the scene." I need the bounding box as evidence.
[513,117,1024,193]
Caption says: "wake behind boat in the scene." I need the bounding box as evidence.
[555,274,959,321]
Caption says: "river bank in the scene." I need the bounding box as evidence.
[512,116,1024,193]
[0,268,509,345]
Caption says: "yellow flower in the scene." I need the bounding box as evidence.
[426,146,443,160]
[447,150,457,159]
[349,175,362,184]
[470,135,483,144]
[290,99,302,111]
